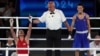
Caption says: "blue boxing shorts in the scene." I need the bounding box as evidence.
[73,30,89,48]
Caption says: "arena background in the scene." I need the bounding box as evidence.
[0,0,100,56]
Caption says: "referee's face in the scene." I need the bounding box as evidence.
[48,2,55,12]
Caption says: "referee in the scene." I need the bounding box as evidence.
[32,1,70,56]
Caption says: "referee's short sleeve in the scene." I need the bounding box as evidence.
[59,10,66,22]
[39,12,46,23]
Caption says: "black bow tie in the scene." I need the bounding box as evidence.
[50,12,55,14]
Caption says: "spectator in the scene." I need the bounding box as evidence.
[2,2,15,26]
[5,37,15,56]
[2,2,15,16]
[90,35,100,56]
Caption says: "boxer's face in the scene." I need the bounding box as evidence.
[48,2,55,12]
[18,30,24,36]
[77,6,84,13]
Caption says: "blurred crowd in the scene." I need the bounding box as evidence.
[0,1,15,26]
[0,0,16,56]
[0,0,16,47]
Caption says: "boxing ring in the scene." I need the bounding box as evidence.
[0,17,100,56]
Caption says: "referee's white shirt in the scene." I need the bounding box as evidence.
[39,9,66,30]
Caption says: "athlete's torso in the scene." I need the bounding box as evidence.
[75,13,88,31]
[17,38,28,54]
